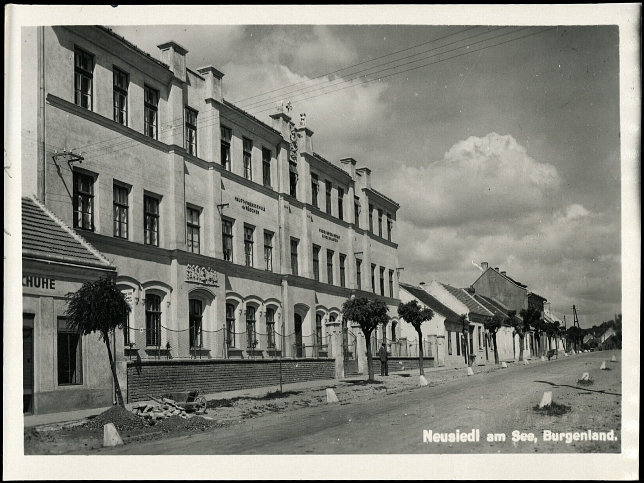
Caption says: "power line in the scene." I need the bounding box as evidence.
[231,26,481,106]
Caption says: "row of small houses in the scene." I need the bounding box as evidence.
[390,263,567,367]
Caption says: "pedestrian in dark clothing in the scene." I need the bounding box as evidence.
[378,343,389,376]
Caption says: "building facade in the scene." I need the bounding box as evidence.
[21,26,401,372]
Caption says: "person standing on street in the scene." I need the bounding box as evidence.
[378,342,389,376]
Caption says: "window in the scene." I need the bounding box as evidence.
[189,299,203,349]
[316,314,323,347]
[456,333,461,356]
[113,67,128,125]
[391,321,397,342]
[221,126,232,170]
[262,147,272,187]
[289,163,298,198]
[325,181,332,214]
[369,204,374,232]
[338,188,344,221]
[448,330,452,355]
[312,245,320,281]
[244,225,254,267]
[144,85,159,139]
[380,267,385,295]
[354,197,361,228]
[290,238,299,275]
[145,294,161,347]
[73,172,94,231]
[327,249,334,285]
[226,303,235,347]
[222,219,233,261]
[185,107,197,156]
[478,327,483,350]
[243,137,252,180]
[113,184,129,239]
[339,254,346,288]
[246,306,257,349]
[57,318,82,385]
[356,259,362,290]
[386,214,393,241]
[186,206,200,253]
[123,312,131,347]
[311,174,319,208]
[144,195,160,246]
[264,231,273,271]
[74,47,93,110]
[389,269,394,297]
[266,307,276,348]
[378,209,383,237]
[371,264,376,293]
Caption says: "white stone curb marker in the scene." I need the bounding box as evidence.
[611,355,617,362]
[523,359,529,365]
[539,391,553,408]
[326,388,339,403]
[501,362,508,368]
[580,372,590,381]
[600,361,607,370]
[467,367,474,376]
[419,375,428,387]
[103,423,124,447]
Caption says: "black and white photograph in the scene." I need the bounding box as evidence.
[4,4,639,480]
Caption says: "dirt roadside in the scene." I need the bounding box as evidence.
[24,352,620,455]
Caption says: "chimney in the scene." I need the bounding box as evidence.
[197,65,224,102]
[494,267,500,272]
[355,167,372,189]
[501,271,507,276]
[157,41,188,82]
[419,282,426,287]
[340,157,357,178]
[481,261,488,270]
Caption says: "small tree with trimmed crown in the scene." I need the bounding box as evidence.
[65,275,130,406]
[342,296,389,382]
[398,300,434,375]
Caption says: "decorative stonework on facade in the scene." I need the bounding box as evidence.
[185,264,218,286]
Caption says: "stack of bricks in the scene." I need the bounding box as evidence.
[130,398,188,423]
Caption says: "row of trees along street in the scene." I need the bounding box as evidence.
[63,276,621,400]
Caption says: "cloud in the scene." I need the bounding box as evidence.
[390,133,561,229]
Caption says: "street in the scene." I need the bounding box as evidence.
[96,351,621,454]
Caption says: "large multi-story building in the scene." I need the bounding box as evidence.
[21,24,401,405]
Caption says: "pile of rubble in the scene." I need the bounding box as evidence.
[130,398,189,424]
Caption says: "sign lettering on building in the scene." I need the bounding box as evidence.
[319,228,340,242]
[22,275,56,290]
[186,264,218,286]
[289,122,298,162]
[234,196,266,215]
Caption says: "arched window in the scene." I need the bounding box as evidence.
[391,321,397,342]
[145,294,161,347]
[246,306,257,349]
[266,307,276,348]
[226,303,236,347]
[189,299,203,349]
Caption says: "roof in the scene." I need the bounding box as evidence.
[221,99,282,137]
[473,294,509,320]
[472,267,527,289]
[400,283,461,324]
[310,152,352,181]
[22,197,114,269]
[98,26,170,70]
[439,282,493,317]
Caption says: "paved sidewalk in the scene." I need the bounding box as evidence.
[22,363,480,429]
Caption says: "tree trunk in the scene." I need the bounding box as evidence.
[364,330,375,382]
[518,333,525,362]
[492,332,499,364]
[415,327,424,376]
[104,332,124,407]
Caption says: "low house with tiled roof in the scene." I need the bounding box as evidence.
[421,280,493,365]
[398,283,465,367]
[21,196,123,415]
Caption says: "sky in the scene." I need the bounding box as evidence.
[106,22,624,328]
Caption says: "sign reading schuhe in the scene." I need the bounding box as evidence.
[22,274,56,290]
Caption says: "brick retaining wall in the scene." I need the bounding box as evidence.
[126,358,335,403]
